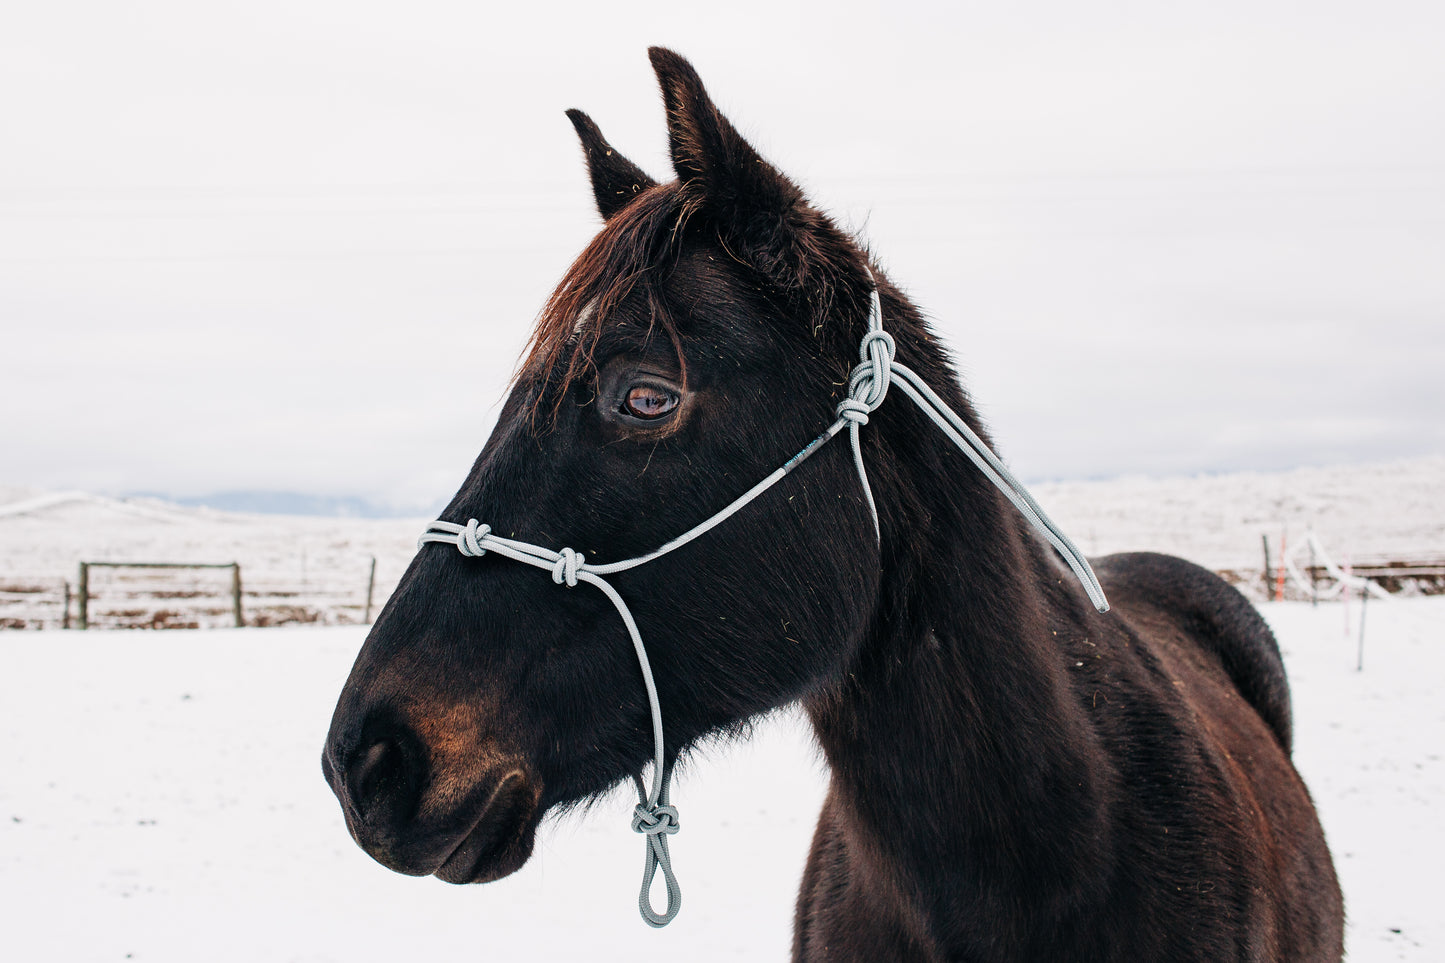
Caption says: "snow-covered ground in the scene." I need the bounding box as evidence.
[1,458,1441,958]
[0,599,1440,960]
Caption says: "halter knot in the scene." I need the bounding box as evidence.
[845,328,896,416]
[551,547,584,587]
[631,803,680,836]
[835,396,871,426]
[459,520,491,557]
[860,327,896,367]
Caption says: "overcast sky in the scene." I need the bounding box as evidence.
[2,1,1441,511]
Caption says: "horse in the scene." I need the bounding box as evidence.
[323,48,1344,960]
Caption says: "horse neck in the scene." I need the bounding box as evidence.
[803,339,1112,931]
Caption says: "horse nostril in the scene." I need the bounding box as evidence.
[348,734,423,824]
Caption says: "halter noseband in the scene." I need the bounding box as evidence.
[417,278,1108,927]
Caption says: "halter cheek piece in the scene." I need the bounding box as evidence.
[418,280,1109,928]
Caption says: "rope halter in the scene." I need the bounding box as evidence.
[416,271,1108,928]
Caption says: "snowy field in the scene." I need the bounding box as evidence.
[1,460,1442,959]
[0,600,1440,960]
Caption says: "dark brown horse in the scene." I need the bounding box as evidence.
[323,48,1343,960]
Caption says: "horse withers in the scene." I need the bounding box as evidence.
[322,48,1343,961]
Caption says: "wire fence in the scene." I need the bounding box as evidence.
[1216,552,1445,603]
[2,543,1440,631]
[0,557,388,630]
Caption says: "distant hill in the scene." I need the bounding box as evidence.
[126,490,435,519]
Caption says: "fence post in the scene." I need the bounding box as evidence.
[364,556,377,624]
[231,563,244,628]
[1260,535,1272,601]
[1275,532,1288,602]
[1308,537,1318,607]
[1356,581,1369,672]
[62,581,71,630]
[78,562,89,630]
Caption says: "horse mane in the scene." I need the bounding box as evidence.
[518,182,694,422]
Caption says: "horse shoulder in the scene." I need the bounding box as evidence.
[1090,551,1343,960]
[795,787,944,962]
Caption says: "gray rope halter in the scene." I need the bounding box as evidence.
[417,275,1109,928]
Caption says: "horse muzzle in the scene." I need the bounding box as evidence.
[322,713,542,884]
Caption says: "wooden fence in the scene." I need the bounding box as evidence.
[78,561,242,629]
[0,578,72,630]
[0,557,383,630]
[1215,556,1445,601]
[3,553,1439,630]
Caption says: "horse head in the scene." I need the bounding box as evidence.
[323,47,896,894]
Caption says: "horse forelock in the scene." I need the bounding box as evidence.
[518,182,694,424]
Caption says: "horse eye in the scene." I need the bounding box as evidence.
[623,384,679,420]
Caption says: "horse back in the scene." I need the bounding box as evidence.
[1093,551,1293,753]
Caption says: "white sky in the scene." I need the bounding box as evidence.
[2,1,1442,510]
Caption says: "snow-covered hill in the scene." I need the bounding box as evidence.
[2,455,1440,628]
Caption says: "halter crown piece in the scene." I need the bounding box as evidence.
[417,273,1109,928]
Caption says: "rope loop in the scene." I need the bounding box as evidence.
[858,329,895,404]
[634,800,682,928]
[551,547,584,587]
[631,803,680,836]
[459,519,491,557]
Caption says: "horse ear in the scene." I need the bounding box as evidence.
[565,108,658,220]
[648,47,845,299]
[648,47,803,222]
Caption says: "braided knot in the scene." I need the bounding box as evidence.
[631,803,680,836]
[840,328,897,428]
[835,397,871,426]
[459,520,492,557]
[860,328,896,368]
[551,547,583,587]
[853,329,896,407]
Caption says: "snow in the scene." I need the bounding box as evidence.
[0,601,1440,959]
[0,625,823,960]
[1,460,1442,958]
[1034,455,1445,574]
[1276,600,1445,961]
[0,492,209,525]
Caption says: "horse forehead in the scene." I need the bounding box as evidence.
[595,252,762,349]
[673,243,752,300]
